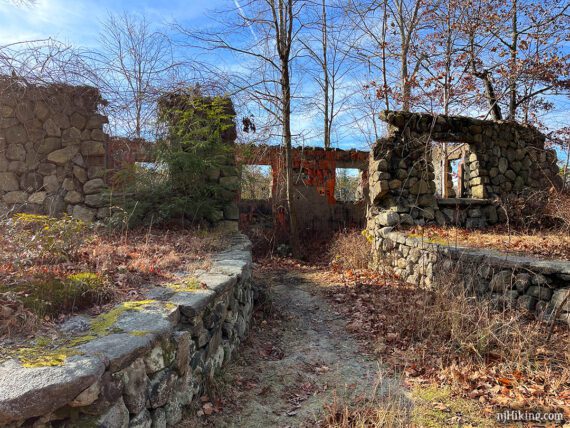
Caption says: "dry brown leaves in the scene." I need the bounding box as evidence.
[0,224,226,338]
[259,257,570,421]
[408,225,570,261]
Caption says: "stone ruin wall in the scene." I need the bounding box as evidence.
[368,111,561,230]
[0,79,241,228]
[0,78,110,222]
[372,227,570,325]
[0,235,254,427]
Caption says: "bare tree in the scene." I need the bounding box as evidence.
[0,38,93,86]
[90,12,187,139]
[300,0,357,149]
[182,0,304,255]
[2,0,37,6]
[347,0,429,112]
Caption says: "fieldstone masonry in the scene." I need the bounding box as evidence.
[0,233,254,427]
[0,78,110,222]
[368,111,562,229]
[372,227,570,325]
[0,79,241,228]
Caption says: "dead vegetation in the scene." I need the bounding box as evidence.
[0,214,225,339]
[303,230,570,425]
[407,224,570,260]
[499,189,570,233]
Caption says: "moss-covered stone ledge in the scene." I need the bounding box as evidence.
[0,233,253,427]
[371,227,570,326]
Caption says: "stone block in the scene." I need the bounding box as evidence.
[85,193,105,208]
[151,408,167,428]
[130,409,152,428]
[43,175,59,193]
[43,118,61,137]
[377,211,399,226]
[4,125,27,145]
[490,270,513,292]
[116,358,149,415]
[73,165,87,183]
[551,289,570,312]
[6,144,26,161]
[531,274,549,286]
[0,172,19,192]
[83,178,106,194]
[388,179,402,190]
[69,380,101,407]
[517,295,537,311]
[148,369,177,409]
[37,137,62,154]
[70,112,86,130]
[72,205,96,222]
[471,185,485,199]
[0,356,105,425]
[3,191,27,204]
[62,127,81,146]
[64,190,83,204]
[93,397,129,428]
[514,273,531,293]
[223,202,239,220]
[47,145,79,165]
[527,286,553,301]
[28,191,47,205]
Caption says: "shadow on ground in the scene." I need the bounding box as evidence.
[182,267,406,427]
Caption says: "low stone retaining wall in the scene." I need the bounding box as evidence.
[372,228,570,325]
[0,233,254,427]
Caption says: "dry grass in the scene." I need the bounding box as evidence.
[408,225,570,260]
[321,271,569,422]
[0,216,226,339]
[546,189,570,232]
[309,233,569,424]
[328,230,371,270]
[322,374,412,428]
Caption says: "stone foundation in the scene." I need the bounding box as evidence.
[368,111,562,229]
[372,227,570,325]
[0,78,110,221]
[0,234,254,427]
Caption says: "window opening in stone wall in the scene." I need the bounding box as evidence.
[335,168,362,202]
[240,165,272,200]
[433,142,471,199]
[450,158,462,197]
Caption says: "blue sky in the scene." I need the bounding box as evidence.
[0,0,223,46]
[0,0,567,158]
[0,0,376,151]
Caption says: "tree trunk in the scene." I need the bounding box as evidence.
[381,0,389,111]
[278,0,300,257]
[508,0,518,120]
[322,0,330,149]
[281,57,300,257]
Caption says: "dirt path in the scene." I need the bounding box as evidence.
[182,267,404,427]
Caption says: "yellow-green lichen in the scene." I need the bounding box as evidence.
[11,300,166,368]
[129,330,150,337]
[17,347,79,368]
[67,335,98,347]
[90,300,157,336]
[407,233,448,245]
[166,277,203,292]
